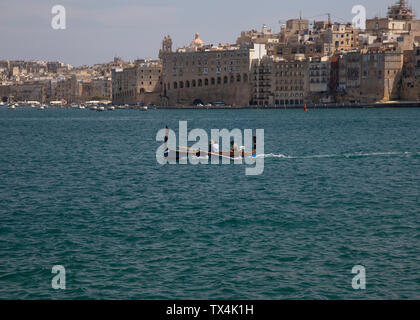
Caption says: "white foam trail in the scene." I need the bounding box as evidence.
[261,151,420,160]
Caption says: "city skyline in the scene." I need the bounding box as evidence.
[1,0,416,66]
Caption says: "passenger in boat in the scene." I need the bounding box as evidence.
[230,140,240,153]
[209,140,219,155]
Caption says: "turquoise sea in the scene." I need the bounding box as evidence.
[0,107,419,299]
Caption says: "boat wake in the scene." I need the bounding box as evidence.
[260,151,420,160]
[175,151,419,161]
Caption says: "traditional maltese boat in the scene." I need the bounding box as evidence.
[163,126,257,160]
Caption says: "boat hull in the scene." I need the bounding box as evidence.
[164,149,256,161]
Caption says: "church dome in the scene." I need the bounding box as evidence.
[191,33,204,47]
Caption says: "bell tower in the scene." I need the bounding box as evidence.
[164,35,173,52]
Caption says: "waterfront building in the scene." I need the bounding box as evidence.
[416,43,420,72]
[53,75,84,103]
[308,56,332,103]
[160,33,267,106]
[251,55,308,106]
[338,47,404,103]
[81,77,112,100]
[401,42,420,100]
[0,81,47,103]
[308,56,330,93]
[112,59,162,105]
[250,56,274,106]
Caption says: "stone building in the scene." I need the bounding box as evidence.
[278,19,310,44]
[0,81,47,103]
[46,61,71,74]
[236,25,277,46]
[365,0,420,51]
[159,33,267,106]
[338,51,360,97]
[92,57,133,77]
[274,42,330,59]
[250,56,274,106]
[274,17,358,59]
[251,55,308,106]
[308,56,332,103]
[236,25,279,56]
[54,75,82,103]
[401,43,420,100]
[338,47,404,103]
[308,56,330,93]
[416,43,420,71]
[112,59,162,105]
[328,24,359,53]
[81,77,112,100]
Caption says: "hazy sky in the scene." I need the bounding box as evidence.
[0,0,416,66]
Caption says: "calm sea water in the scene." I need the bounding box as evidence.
[0,107,419,300]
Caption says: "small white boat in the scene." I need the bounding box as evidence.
[9,104,16,109]
[97,106,105,111]
[107,106,115,111]
[140,106,148,111]
[90,105,98,111]
[38,105,45,110]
